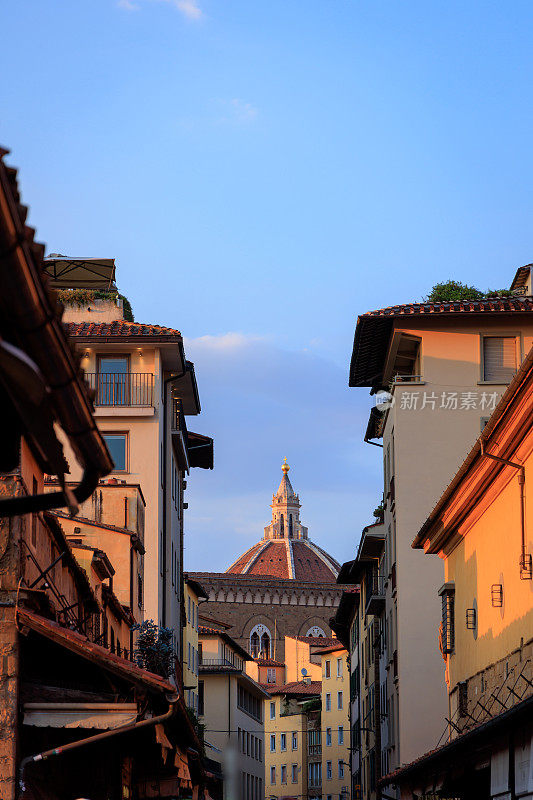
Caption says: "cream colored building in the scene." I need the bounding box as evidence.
[317,642,351,800]
[58,292,213,664]
[198,621,268,800]
[349,265,533,788]
[265,680,322,800]
[183,574,207,712]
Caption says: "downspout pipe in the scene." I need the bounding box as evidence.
[480,440,528,575]
[18,693,179,798]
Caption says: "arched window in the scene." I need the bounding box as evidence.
[280,514,284,537]
[289,514,293,538]
[250,632,260,658]
[306,626,326,638]
[250,624,272,658]
[261,632,271,658]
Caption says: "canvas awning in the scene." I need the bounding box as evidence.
[23,702,138,729]
[43,256,116,289]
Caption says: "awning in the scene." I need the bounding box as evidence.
[187,432,214,469]
[18,608,174,694]
[43,256,116,289]
[23,702,137,729]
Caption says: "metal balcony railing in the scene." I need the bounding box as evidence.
[86,373,154,407]
[172,397,188,442]
[308,745,322,756]
[200,657,240,668]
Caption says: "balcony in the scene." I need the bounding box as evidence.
[365,574,386,616]
[86,373,154,407]
[308,744,322,756]
[200,657,239,668]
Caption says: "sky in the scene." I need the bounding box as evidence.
[2,1,532,570]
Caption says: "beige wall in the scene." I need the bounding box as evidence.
[378,316,533,766]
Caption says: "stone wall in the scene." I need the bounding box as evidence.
[192,574,343,663]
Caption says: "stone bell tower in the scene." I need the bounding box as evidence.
[263,458,308,541]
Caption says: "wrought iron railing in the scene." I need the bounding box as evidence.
[85,373,154,407]
[172,397,188,444]
[200,657,240,668]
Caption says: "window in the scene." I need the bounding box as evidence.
[270,734,276,752]
[325,692,331,711]
[292,764,298,783]
[338,760,344,779]
[326,761,332,780]
[281,766,287,784]
[97,356,129,405]
[137,573,143,608]
[326,728,332,746]
[198,681,204,717]
[267,668,276,684]
[103,433,128,471]
[270,767,276,785]
[292,732,298,750]
[309,763,321,786]
[270,701,276,719]
[281,733,287,751]
[482,336,518,382]
[338,726,344,745]
[337,657,343,677]
[439,583,455,654]
[325,660,331,678]
[337,691,343,710]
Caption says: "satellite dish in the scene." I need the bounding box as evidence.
[301,668,308,676]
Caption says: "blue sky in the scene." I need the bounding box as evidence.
[2,1,532,570]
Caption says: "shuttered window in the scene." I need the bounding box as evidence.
[483,336,517,382]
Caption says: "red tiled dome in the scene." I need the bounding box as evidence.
[226,538,340,582]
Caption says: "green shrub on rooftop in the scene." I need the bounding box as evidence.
[425,280,513,303]
[57,288,134,321]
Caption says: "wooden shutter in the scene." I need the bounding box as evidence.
[483,337,517,382]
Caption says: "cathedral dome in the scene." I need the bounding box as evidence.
[226,461,340,582]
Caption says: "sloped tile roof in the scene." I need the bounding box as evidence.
[64,321,182,339]
[226,539,339,582]
[266,680,321,696]
[360,296,533,318]
[350,295,533,388]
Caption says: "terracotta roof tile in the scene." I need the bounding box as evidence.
[64,321,182,339]
[267,680,321,696]
[312,642,346,655]
[226,539,338,582]
[360,296,533,318]
[296,636,339,646]
[256,658,285,667]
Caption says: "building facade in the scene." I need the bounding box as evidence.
[317,642,351,800]
[386,346,533,798]
[183,574,207,712]
[348,273,533,784]
[58,295,213,661]
[198,621,268,800]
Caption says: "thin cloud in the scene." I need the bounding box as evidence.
[215,98,259,125]
[175,0,203,19]
[117,0,204,19]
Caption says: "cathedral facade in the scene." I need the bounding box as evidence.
[190,460,344,663]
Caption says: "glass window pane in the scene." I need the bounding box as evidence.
[99,357,128,374]
[104,434,127,471]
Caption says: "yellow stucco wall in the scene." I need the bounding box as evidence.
[285,637,322,684]
[446,439,533,687]
[265,694,306,800]
[320,650,350,800]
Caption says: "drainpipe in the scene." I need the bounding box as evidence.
[161,364,187,627]
[480,441,528,577]
[18,693,179,798]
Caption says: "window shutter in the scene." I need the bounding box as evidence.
[483,337,517,382]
